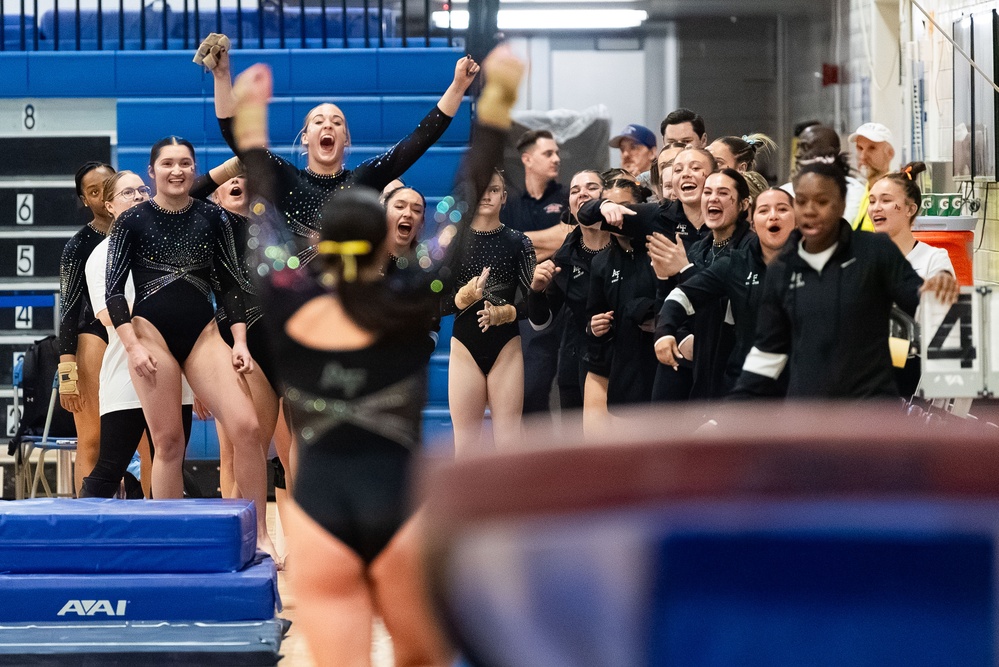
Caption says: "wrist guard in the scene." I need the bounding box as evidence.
[58,362,80,396]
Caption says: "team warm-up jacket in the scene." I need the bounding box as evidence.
[578,197,710,312]
[732,220,924,398]
[657,234,782,396]
[576,197,704,253]
[527,225,599,393]
[585,238,659,405]
[661,217,754,399]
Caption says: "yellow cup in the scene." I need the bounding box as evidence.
[889,337,910,368]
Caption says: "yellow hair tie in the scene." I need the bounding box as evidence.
[316,240,373,282]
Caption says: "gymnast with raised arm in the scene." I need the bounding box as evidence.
[231,45,524,666]
[200,34,479,261]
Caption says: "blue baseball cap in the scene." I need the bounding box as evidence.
[609,124,657,149]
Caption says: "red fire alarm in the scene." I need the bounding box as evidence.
[822,63,840,86]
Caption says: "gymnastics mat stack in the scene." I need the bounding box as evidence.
[0,498,283,665]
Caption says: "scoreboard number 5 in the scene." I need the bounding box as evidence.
[16,245,34,276]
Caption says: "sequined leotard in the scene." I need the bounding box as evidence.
[105,198,246,363]
[189,176,277,385]
[59,223,110,354]
[243,121,505,563]
[219,105,452,263]
[442,225,536,375]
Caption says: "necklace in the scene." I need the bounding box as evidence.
[579,237,610,255]
[306,167,346,180]
[712,236,732,250]
[151,197,194,215]
[87,221,109,237]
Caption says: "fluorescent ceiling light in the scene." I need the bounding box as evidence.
[431,8,649,30]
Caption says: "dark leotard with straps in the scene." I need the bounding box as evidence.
[443,225,535,375]
[59,223,110,353]
[105,198,246,364]
[243,119,505,563]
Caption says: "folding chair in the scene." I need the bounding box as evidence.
[12,370,77,499]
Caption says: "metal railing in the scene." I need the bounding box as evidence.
[0,0,457,50]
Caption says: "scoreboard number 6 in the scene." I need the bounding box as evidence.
[16,194,34,225]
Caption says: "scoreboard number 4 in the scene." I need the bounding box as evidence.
[14,306,33,330]
[920,287,992,399]
[925,293,976,369]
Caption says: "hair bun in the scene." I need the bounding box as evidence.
[900,161,927,180]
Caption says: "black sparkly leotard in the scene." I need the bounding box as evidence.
[105,198,246,364]
[59,223,110,354]
[213,210,279,386]
[189,176,278,387]
[219,105,452,263]
[242,120,504,563]
[442,225,536,375]
[269,308,428,563]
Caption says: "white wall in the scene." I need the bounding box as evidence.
[509,33,678,168]
[551,49,645,161]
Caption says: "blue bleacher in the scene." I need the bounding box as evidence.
[3,16,37,47]
[38,7,395,47]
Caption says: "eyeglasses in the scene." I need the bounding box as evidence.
[114,186,152,200]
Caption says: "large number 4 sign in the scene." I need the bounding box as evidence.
[920,287,992,398]
[925,293,976,368]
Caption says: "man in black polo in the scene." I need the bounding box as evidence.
[501,129,568,238]
[502,129,570,416]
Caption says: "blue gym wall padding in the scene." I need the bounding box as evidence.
[0,48,464,98]
[0,498,256,574]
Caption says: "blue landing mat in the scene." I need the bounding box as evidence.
[0,556,279,624]
[0,498,256,574]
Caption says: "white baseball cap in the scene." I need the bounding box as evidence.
[849,122,893,144]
